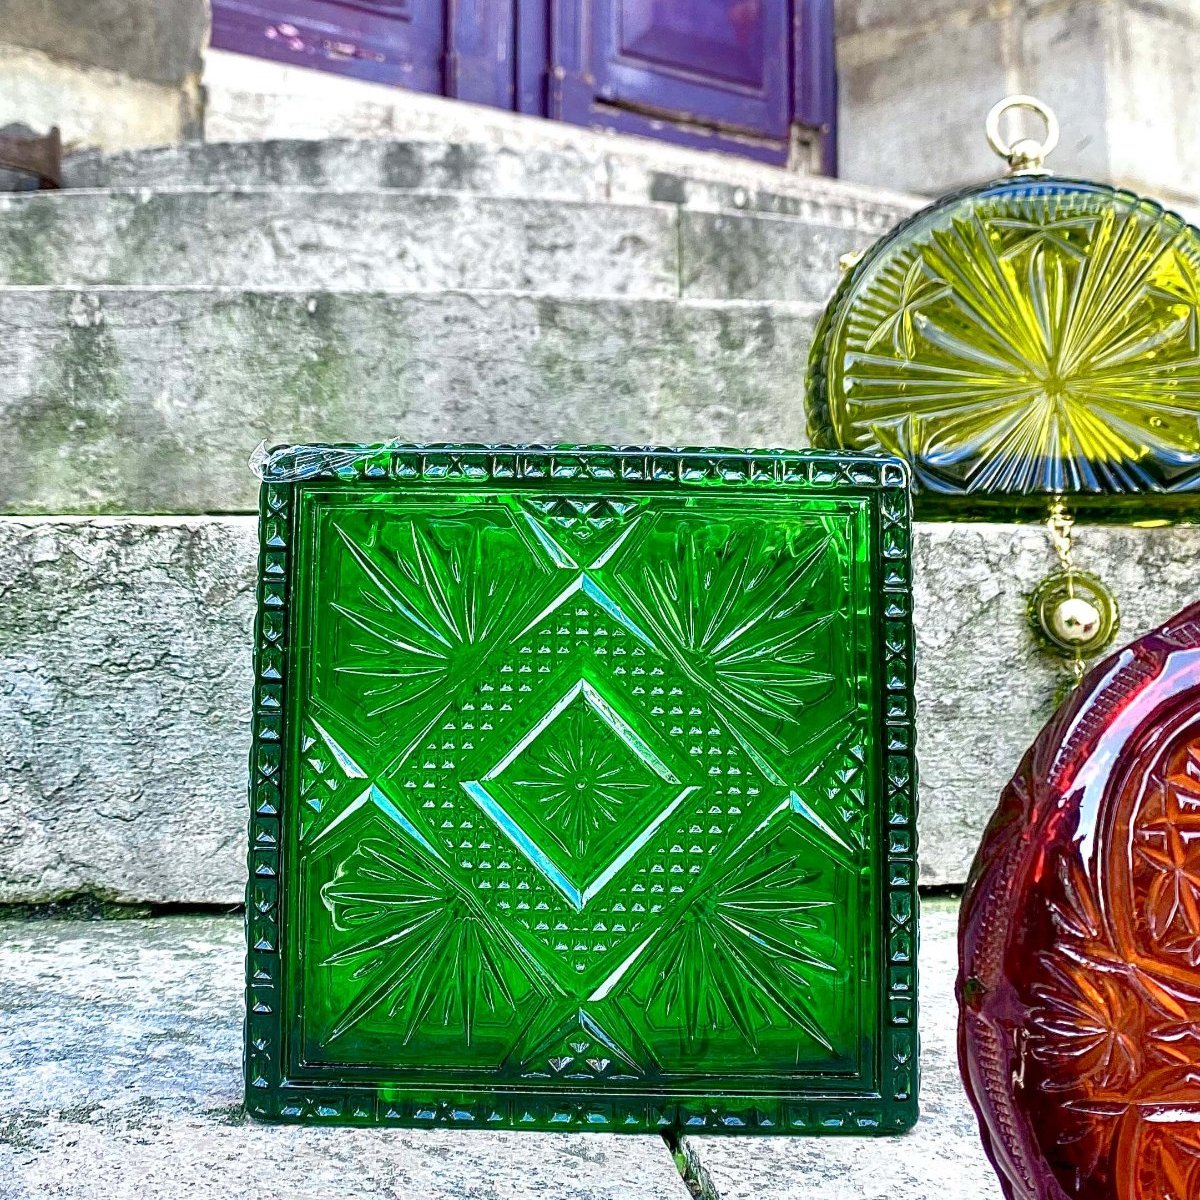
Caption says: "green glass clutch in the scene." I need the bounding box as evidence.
[245,444,918,1134]
[808,104,1200,520]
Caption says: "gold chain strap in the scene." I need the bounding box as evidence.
[1047,498,1075,575]
[1046,498,1085,686]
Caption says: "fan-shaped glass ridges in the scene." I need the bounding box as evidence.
[809,179,1200,516]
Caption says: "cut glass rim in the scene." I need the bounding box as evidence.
[250,440,913,488]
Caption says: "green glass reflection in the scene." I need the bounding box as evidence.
[245,446,918,1134]
[809,179,1200,519]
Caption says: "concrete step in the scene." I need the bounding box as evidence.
[198,47,857,210]
[0,288,815,515]
[0,187,873,300]
[0,900,994,1199]
[0,912,691,1200]
[0,190,678,295]
[3,515,1196,906]
[63,137,921,228]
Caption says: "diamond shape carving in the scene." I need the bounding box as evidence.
[463,679,694,910]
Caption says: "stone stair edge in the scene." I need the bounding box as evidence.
[0,180,909,234]
[0,911,694,1199]
[0,897,988,1199]
[0,192,877,299]
[0,282,824,308]
[63,137,925,214]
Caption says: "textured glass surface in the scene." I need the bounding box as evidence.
[959,601,1200,1199]
[809,178,1200,518]
[246,445,918,1134]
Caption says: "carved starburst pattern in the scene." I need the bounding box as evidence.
[1135,747,1200,950]
[318,511,551,761]
[1017,829,1200,1197]
[634,829,839,1056]
[463,679,692,910]
[1138,1122,1200,1199]
[960,612,1200,1200]
[863,257,951,358]
[614,515,847,767]
[319,838,542,1046]
[816,182,1200,507]
[501,698,655,857]
[1029,955,1144,1092]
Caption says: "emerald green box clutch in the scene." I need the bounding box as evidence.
[245,444,918,1134]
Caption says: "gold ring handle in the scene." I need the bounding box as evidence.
[985,95,1059,174]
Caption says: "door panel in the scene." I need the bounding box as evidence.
[211,0,515,104]
[619,2,766,90]
[211,0,444,89]
[514,0,551,115]
[794,0,837,174]
[447,0,517,109]
[552,0,791,150]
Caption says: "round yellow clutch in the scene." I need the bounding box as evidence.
[808,97,1200,519]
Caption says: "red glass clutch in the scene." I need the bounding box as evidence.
[959,602,1200,1200]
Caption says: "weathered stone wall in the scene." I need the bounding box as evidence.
[0,152,931,910]
[0,288,818,515]
[835,0,1200,215]
[0,0,207,150]
[0,0,207,85]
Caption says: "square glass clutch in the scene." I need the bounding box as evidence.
[245,444,918,1135]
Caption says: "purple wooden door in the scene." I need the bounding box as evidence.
[551,0,820,165]
[210,1,836,171]
[210,0,516,108]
